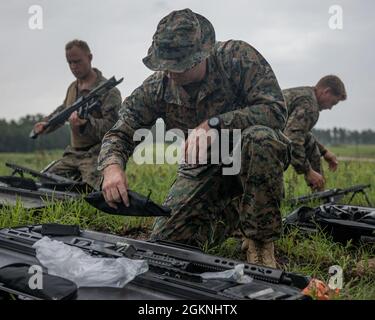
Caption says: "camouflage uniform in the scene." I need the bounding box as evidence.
[283,86,328,178]
[98,9,289,247]
[43,68,122,190]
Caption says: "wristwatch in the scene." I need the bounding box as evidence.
[208,116,221,130]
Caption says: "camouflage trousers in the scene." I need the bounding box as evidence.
[304,132,323,175]
[45,144,102,190]
[151,125,290,247]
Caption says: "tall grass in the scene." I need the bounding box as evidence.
[0,148,374,299]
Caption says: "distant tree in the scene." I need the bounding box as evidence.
[312,128,375,146]
[0,115,69,152]
[0,115,374,152]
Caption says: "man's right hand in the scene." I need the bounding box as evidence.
[305,168,325,191]
[33,122,48,135]
[102,164,129,209]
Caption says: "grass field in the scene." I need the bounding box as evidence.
[0,145,374,299]
[330,144,375,158]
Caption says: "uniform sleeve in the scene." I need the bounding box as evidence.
[217,41,287,131]
[284,98,319,174]
[316,140,328,156]
[97,83,161,171]
[80,88,122,141]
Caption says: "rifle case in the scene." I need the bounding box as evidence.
[283,204,375,244]
[0,224,310,300]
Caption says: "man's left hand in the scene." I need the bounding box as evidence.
[323,150,339,172]
[69,111,88,129]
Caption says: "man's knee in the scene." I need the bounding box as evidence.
[241,125,288,173]
[242,125,278,145]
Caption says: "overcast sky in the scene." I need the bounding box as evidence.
[0,0,374,130]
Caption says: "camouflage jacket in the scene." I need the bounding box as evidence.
[98,40,286,170]
[44,68,122,149]
[283,86,327,174]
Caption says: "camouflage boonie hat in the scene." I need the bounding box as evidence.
[143,8,216,73]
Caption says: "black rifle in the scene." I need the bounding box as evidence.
[0,184,80,209]
[0,176,38,190]
[29,76,123,139]
[0,224,310,300]
[5,162,76,185]
[283,204,375,244]
[288,184,372,207]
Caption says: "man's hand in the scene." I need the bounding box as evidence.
[323,150,339,172]
[33,121,48,135]
[69,111,88,129]
[184,120,217,164]
[305,168,325,191]
[102,164,129,209]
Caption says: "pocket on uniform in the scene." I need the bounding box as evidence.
[276,131,292,171]
[177,164,219,179]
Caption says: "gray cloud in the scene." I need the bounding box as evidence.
[0,0,374,130]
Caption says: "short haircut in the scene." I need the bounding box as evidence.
[65,39,91,54]
[316,75,347,100]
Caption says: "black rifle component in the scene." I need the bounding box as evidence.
[0,185,79,209]
[29,76,123,139]
[0,176,38,190]
[288,184,372,207]
[3,162,90,193]
[284,204,375,244]
[85,190,171,217]
[0,224,310,300]
[6,162,76,184]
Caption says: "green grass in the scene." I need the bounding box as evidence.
[330,144,375,158]
[0,148,374,299]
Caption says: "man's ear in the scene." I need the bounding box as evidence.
[88,53,93,62]
[323,87,332,95]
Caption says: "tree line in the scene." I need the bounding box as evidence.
[0,115,374,152]
[312,127,375,145]
[0,115,69,152]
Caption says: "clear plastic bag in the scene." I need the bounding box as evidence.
[200,264,253,284]
[33,237,148,288]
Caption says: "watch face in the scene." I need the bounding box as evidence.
[209,117,220,128]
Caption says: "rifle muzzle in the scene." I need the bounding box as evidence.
[29,129,38,139]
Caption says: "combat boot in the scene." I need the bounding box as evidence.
[241,239,277,268]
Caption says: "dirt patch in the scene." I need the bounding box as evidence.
[119,226,152,241]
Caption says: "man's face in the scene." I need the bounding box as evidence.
[318,88,341,110]
[166,60,207,86]
[66,46,92,80]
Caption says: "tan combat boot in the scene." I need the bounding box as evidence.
[241,239,277,268]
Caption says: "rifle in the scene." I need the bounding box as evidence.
[0,184,80,209]
[29,76,123,139]
[0,224,310,300]
[283,204,375,244]
[5,162,76,185]
[288,184,372,207]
